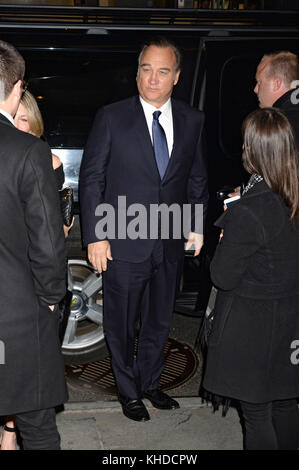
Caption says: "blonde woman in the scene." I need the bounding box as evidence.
[0,90,72,450]
[14,90,73,236]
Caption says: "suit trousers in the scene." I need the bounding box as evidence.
[15,407,60,450]
[103,240,181,399]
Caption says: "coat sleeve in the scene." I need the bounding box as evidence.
[20,139,67,305]
[79,107,111,246]
[187,112,209,234]
[210,203,264,291]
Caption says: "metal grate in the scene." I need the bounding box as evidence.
[66,337,199,394]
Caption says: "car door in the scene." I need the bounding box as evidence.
[178,35,299,316]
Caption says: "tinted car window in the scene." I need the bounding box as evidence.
[22,39,199,149]
[214,42,299,163]
[27,52,139,149]
[202,38,299,192]
[18,37,199,200]
[219,54,259,159]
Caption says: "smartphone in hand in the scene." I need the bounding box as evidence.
[224,195,240,207]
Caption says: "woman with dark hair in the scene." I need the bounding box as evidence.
[202,108,299,450]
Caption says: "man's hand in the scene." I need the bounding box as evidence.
[185,232,204,257]
[88,241,113,273]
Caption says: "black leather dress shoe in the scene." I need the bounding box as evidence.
[143,389,180,410]
[119,395,150,422]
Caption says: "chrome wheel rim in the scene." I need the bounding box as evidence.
[62,259,104,351]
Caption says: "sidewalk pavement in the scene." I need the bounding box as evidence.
[57,397,243,450]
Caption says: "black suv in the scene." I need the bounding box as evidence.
[2,5,299,364]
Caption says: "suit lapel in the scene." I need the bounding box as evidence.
[132,96,161,180]
[161,99,184,182]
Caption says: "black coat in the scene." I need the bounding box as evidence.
[80,96,209,263]
[0,114,68,416]
[203,181,299,403]
[274,88,299,146]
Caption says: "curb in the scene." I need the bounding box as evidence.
[63,397,209,413]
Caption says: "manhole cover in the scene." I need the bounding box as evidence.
[66,338,199,394]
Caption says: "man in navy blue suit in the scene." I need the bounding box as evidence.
[80,37,208,422]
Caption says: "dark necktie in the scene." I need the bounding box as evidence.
[152,110,169,179]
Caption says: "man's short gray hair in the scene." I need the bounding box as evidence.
[138,37,182,73]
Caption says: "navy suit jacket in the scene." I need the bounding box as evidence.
[80,95,208,263]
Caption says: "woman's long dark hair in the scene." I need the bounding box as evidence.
[242,108,299,223]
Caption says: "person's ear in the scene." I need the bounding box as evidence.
[272,77,282,92]
[173,69,181,86]
[13,79,22,100]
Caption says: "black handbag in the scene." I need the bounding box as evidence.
[196,286,231,416]
[195,286,217,352]
[59,186,74,227]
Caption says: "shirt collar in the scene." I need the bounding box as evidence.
[139,96,172,119]
[0,109,15,126]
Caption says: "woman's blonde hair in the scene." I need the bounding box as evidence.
[20,90,44,138]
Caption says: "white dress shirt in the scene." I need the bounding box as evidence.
[0,109,15,126]
[139,96,174,158]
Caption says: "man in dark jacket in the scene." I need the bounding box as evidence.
[254,50,299,144]
[80,38,208,422]
[229,50,299,199]
[0,41,67,449]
